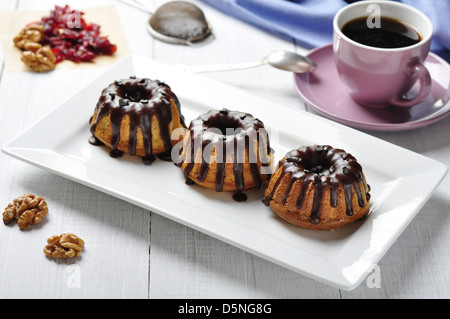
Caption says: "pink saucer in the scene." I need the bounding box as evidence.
[294,44,450,131]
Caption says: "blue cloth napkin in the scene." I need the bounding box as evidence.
[200,0,450,59]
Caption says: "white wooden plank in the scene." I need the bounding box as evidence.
[148,0,339,298]
[342,123,450,298]
[0,0,18,77]
[150,214,341,298]
[0,0,152,298]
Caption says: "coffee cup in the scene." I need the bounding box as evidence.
[333,1,433,108]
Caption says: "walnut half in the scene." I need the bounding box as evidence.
[3,194,49,230]
[13,24,56,72]
[13,24,45,49]
[44,233,85,259]
[21,44,56,72]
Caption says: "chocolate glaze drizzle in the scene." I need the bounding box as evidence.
[175,109,272,199]
[89,77,185,164]
[263,145,370,224]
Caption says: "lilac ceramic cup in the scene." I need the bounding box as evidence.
[333,1,433,108]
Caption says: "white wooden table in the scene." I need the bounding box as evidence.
[0,0,449,299]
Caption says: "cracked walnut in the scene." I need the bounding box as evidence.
[21,44,56,72]
[13,24,56,72]
[3,194,48,230]
[44,233,85,259]
[13,24,44,49]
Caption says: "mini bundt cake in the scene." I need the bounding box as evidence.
[175,109,273,200]
[89,76,186,164]
[264,145,370,230]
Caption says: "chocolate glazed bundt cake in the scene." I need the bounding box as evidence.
[175,109,274,201]
[264,145,371,230]
[89,76,186,164]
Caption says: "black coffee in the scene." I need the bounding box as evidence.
[341,16,421,48]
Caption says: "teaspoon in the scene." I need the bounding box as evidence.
[179,50,317,74]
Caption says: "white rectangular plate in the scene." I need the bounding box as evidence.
[3,55,447,290]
